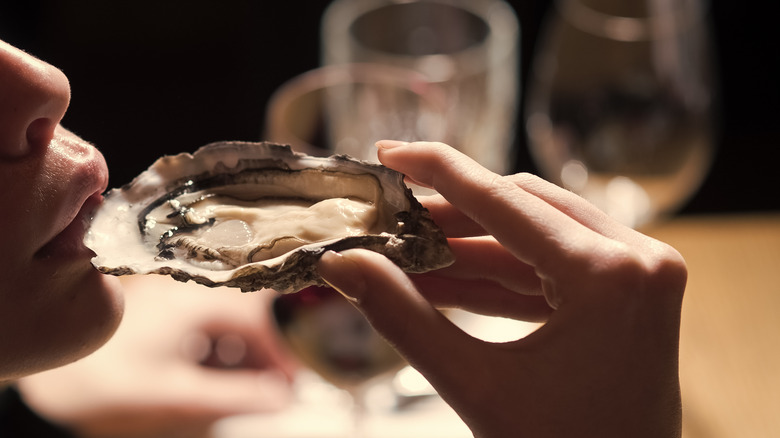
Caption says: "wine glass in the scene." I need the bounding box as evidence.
[321,0,520,175]
[271,285,406,437]
[525,0,718,228]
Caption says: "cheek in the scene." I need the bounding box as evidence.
[0,267,124,380]
[0,169,43,263]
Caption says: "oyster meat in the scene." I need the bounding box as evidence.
[85,141,454,293]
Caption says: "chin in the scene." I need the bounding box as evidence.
[0,270,125,381]
[49,272,125,366]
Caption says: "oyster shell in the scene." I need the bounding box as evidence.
[85,141,453,293]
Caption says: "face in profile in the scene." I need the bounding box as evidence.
[0,39,124,381]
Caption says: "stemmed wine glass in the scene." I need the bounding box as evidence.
[525,0,718,228]
[271,285,406,437]
[263,64,449,438]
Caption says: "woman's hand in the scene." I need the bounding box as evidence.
[17,276,297,438]
[318,141,686,438]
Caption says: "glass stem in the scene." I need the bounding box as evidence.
[350,386,368,438]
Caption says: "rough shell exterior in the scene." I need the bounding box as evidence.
[85,141,454,293]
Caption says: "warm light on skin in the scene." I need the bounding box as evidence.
[0,40,70,158]
[0,38,125,381]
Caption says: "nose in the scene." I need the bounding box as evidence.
[0,39,71,159]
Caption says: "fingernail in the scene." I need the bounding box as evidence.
[317,250,366,303]
[375,140,408,149]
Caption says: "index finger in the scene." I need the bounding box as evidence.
[377,141,606,277]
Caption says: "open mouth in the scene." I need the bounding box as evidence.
[36,193,104,260]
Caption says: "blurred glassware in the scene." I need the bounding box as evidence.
[265,63,448,162]
[264,63,450,436]
[272,286,407,437]
[321,0,520,175]
[525,0,718,229]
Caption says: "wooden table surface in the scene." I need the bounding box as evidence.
[645,213,780,438]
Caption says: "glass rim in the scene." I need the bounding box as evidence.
[321,0,519,79]
[555,0,707,42]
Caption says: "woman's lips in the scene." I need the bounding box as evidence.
[32,127,110,261]
[35,193,103,260]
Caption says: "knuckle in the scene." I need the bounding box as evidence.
[589,240,687,306]
[598,242,648,288]
[647,241,688,297]
[507,171,543,186]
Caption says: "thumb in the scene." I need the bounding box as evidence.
[317,249,479,383]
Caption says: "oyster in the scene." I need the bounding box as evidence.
[85,141,453,293]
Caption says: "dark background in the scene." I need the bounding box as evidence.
[1,0,777,215]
